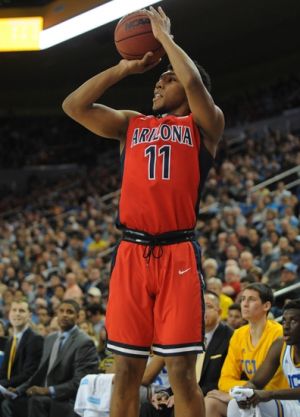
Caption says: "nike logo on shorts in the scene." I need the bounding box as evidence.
[178,268,191,275]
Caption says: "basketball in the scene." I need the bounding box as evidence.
[114,11,165,62]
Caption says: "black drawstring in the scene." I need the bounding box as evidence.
[143,243,163,264]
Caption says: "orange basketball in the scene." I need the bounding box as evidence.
[114,11,165,62]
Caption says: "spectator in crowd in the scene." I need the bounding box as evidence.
[0,300,43,416]
[86,303,106,339]
[3,299,98,417]
[226,303,244,330]
[203,258,219,280]
[204,283,288,417]
[63,273,83,304]
[239,251,255,278]
[206,278,233,320]
[223,265,241,299]
[86,287,102,305]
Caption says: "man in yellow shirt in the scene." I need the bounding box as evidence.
[207,277,233,320]
[204,283,288,417]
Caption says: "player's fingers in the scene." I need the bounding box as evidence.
[158,6,167,18]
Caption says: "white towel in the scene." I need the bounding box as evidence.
[74,373,114,417]
[230,387,262,417]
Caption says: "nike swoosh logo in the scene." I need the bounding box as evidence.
[178,268,191,275]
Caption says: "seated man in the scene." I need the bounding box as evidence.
[140,291,233,416]
[4,299,99,417]
[204,283,288,417]
[0,300,43,416]
[228,298,300,416]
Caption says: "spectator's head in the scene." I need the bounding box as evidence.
[225,245,239,260]
[36,306,51,326]
[36,283,47,297]
[53,284,65,300]
[280,262,298,284]
[227,303,244,330]
[206,277,223,296]
[204,291,221,332]
[87,287,102,304]
[224,265,241,284]
[261,240,273,256]
[65,272,77,287]
[282,298,300,346]
[240,283,273,322]
[86,303,106,324]
[240,274,256,291]
[57,299,80,331]
[9,300,31,332]
[89,268,101,282]
[239,251,254,271]
[203,258,218,279]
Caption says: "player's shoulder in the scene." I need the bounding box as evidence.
[231,323,250,340]
[265,319,283,335]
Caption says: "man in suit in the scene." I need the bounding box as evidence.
[4,299,99,417]
[198,291,233,395]
[139,291,233,416]
[0,299,43,416]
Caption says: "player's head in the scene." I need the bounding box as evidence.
[240,283,274,322]
[282,299,300,346]
[152,61,211,115]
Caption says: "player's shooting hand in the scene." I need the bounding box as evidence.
[26,386,50,396]
[118,53,161,75]
[145,6,171,42]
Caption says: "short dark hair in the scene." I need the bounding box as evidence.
[167,61,212,92]
[283,298,300,312]
[240,275,256,284]
[60,299,80,314]
[243,283,274,305]
[228,303,241,313]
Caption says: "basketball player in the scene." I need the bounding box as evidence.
[228,298,300,416]
[63,6,224,417]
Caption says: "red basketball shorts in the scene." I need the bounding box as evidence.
[106,240,205,357]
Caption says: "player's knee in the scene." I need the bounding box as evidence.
[115,356,146,386]
[166,355,196,386]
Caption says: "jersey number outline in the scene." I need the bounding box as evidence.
[144,145,171,180]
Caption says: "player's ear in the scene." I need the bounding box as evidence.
[263,301,271,314]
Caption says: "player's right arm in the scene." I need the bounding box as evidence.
[62,54,159,143]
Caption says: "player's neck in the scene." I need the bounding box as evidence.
[248,316,267,346]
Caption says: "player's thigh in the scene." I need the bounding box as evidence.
[153,242,205,349]
[106,242,154,351]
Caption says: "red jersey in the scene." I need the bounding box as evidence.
[118,113,213,235]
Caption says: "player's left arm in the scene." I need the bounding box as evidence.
[146,7,225,156]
